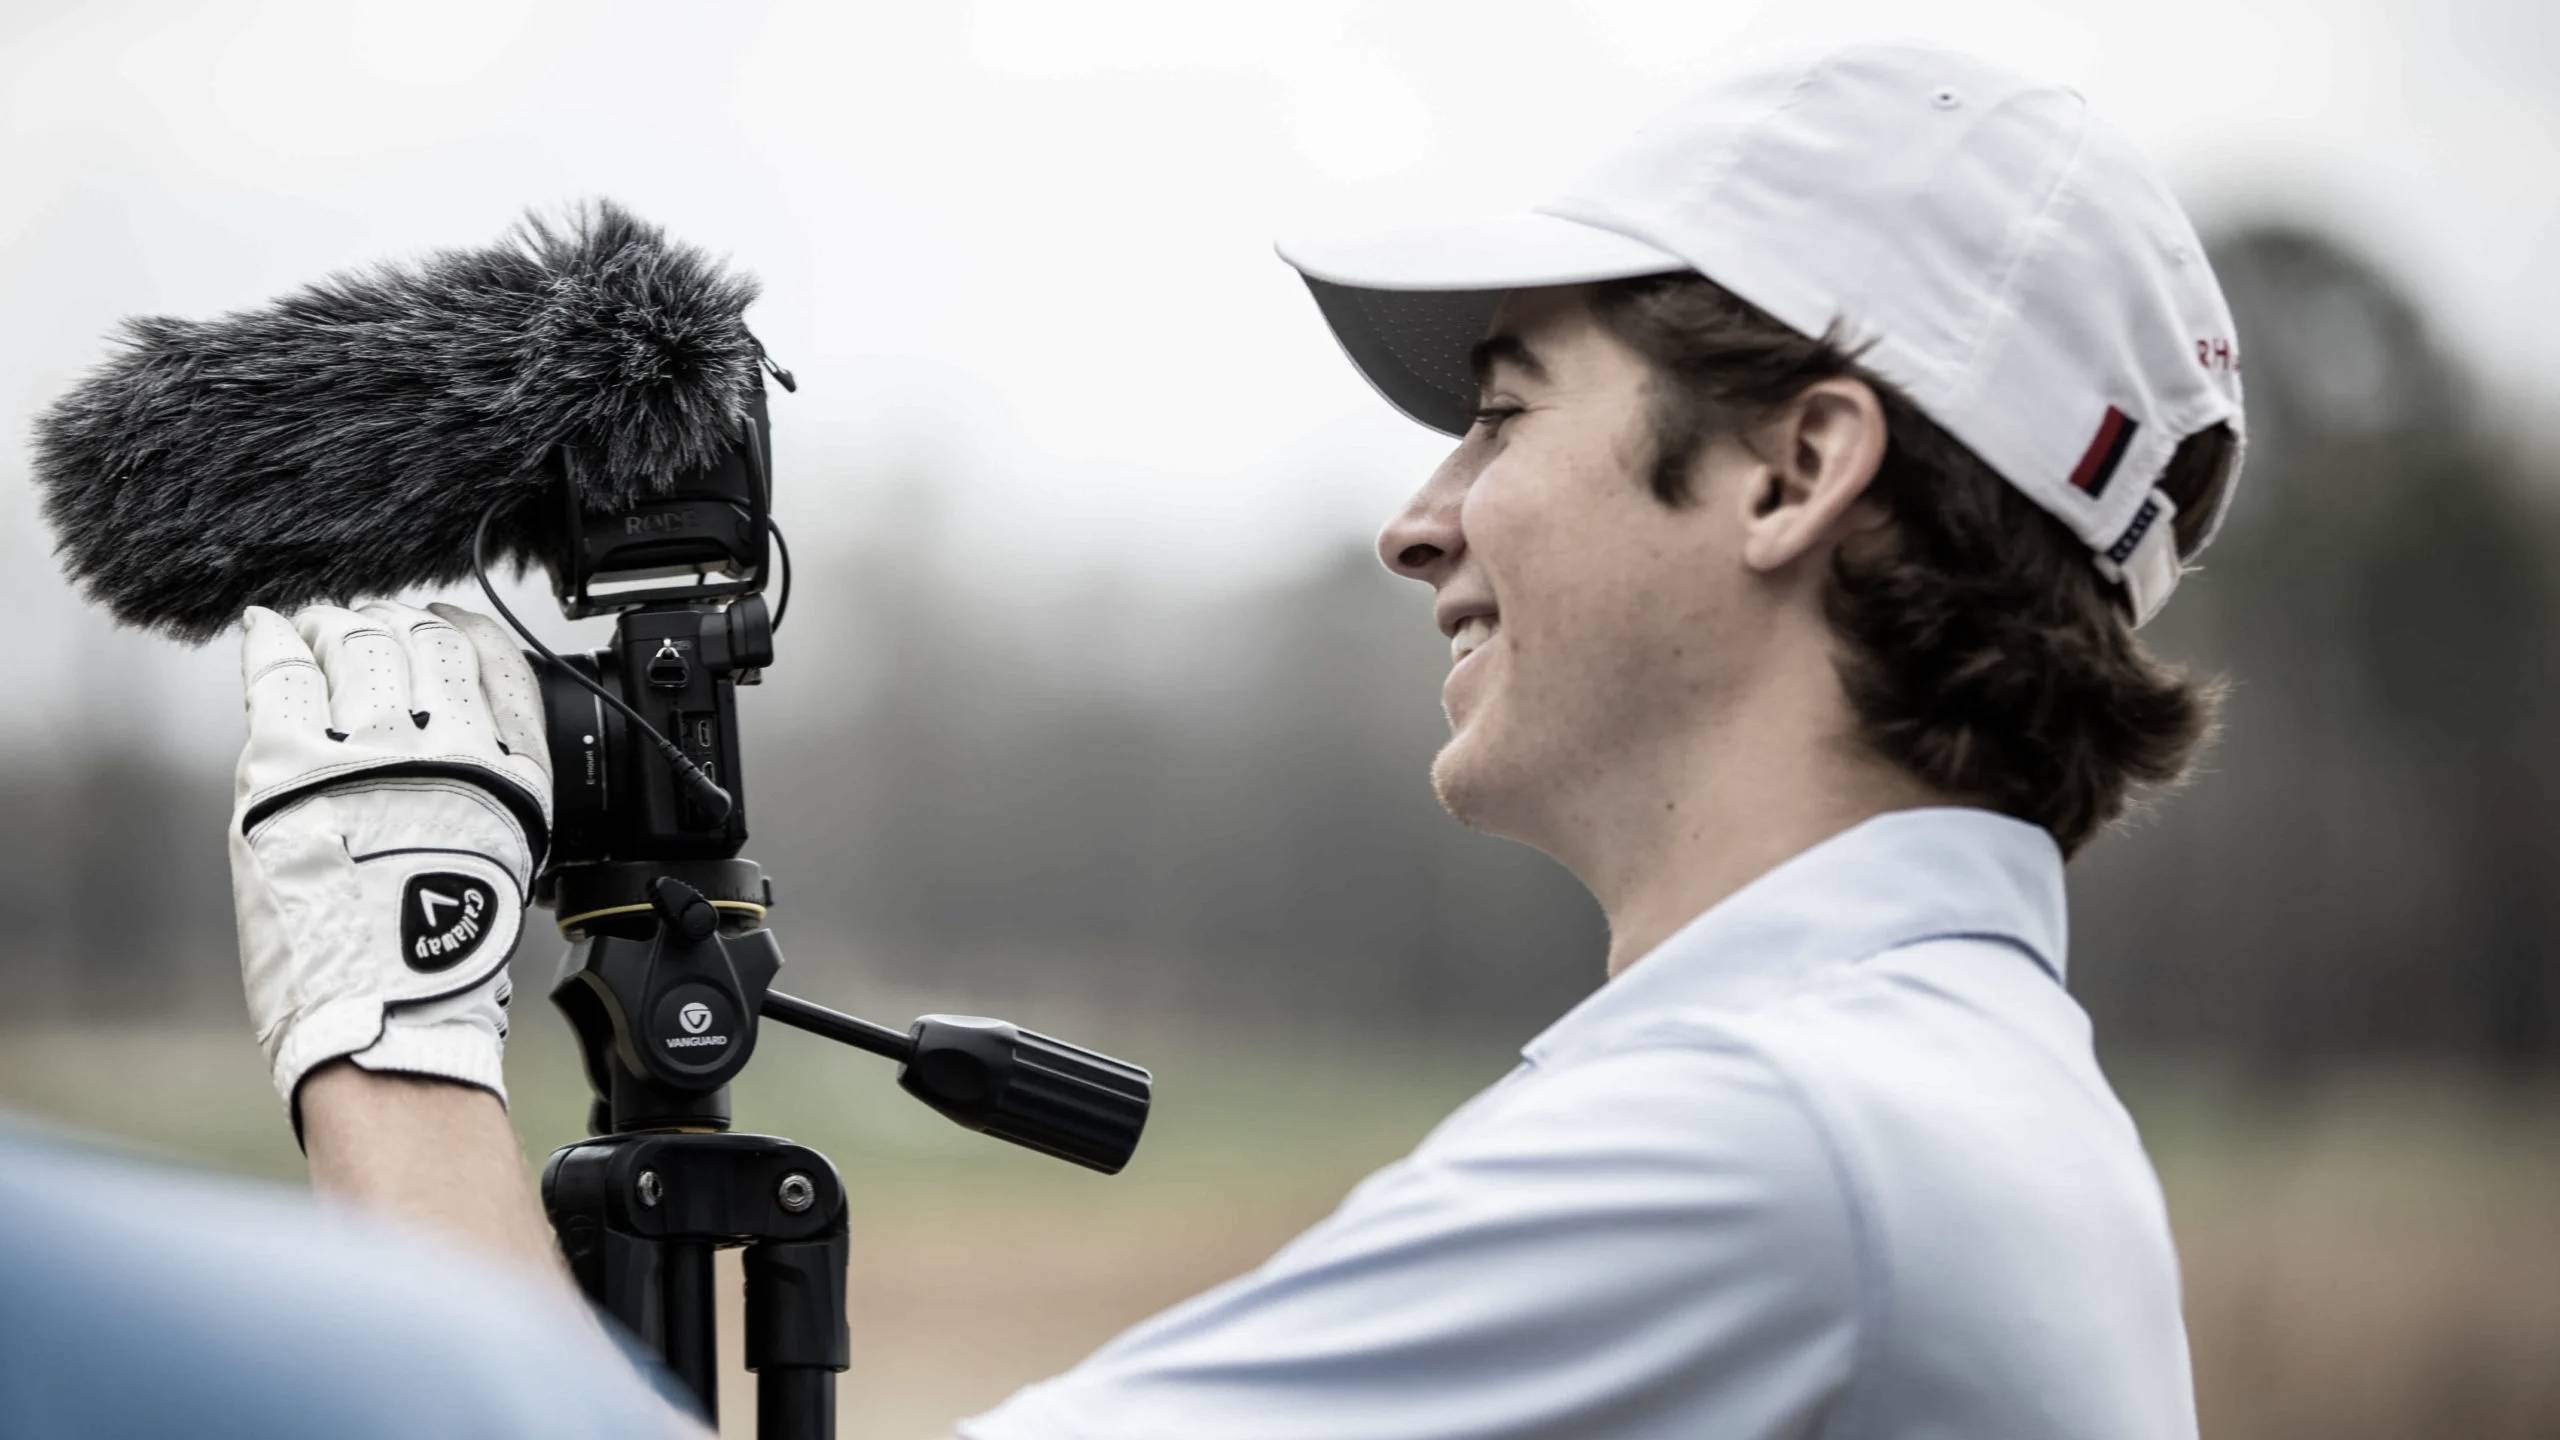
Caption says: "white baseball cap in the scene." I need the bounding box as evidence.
[1277,41,2246,626]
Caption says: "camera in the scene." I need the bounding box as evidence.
[532,388,777,875]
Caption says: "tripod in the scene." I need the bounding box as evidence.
[538,857,1153,1439]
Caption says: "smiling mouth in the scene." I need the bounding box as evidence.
[1450,613,1500,665]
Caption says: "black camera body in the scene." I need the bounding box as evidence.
[541,599,772,867]
[534,389,776,878]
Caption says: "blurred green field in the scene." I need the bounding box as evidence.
[4,1018,2555,1438]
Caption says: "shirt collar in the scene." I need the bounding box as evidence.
[1521,806,2067,1066]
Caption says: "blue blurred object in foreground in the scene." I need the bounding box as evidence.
[0,1116,692,1439]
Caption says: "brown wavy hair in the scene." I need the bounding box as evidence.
[1588,273,2233,856]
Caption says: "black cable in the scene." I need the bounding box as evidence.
[720,501,791,633]
[734,411,789,633]
[471,502,733,823]
[767,517,791,633]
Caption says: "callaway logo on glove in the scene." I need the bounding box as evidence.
[230,600,552,1136]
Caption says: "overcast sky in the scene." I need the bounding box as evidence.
[5,0,2554,758]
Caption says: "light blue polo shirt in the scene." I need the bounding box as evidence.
[960,807,2196,1438]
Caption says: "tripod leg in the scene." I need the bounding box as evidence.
[743,1228,850,1440]
[662,1240,720,1419]
[545,1142,717,1425]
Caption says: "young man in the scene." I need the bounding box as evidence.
[960,39,2243,1437]
[222,40,2240,1440]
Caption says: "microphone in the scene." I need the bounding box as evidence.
[31,201,767,643]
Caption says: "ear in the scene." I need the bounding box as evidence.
[1737,377,1888,574]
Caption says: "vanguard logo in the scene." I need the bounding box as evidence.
[664,999,728,1049]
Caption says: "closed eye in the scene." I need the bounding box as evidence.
[1470,405,1524,434]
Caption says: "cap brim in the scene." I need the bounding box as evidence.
[1277,212,1684,436]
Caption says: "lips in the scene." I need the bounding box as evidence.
[1450,612,1500,665]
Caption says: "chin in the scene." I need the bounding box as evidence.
[1430,719,1527,837]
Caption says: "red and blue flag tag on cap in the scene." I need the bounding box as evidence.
[2070,405,2140,499]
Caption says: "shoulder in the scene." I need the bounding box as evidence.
[1429,1034,1861,1245]
[960,1039,1866,1439]
[0,1122,690,1440]
[1390,1036,1872,1324]
[1689,940,2196,1433]
[1722,934,2143,1185]
[1686,933,2167,1255]
[1216,1036,1872,1319]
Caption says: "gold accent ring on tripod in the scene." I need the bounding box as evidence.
[555,899,769,937]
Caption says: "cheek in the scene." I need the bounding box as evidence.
[1520,530,1734,718]
[1467,456,1655,614]
[1460,408,1723,678]
[1456,450,1531,550]
[1459,472,1566,643]
[1462,437,1599,586]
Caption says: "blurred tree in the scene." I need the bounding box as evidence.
[2077,221,2560,1077]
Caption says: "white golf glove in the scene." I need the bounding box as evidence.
[230,600,553,1132]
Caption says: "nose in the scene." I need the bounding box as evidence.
[1376,448,1470,584]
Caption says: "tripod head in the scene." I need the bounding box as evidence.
[547,861,1152,1171]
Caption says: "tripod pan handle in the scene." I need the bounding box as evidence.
[900,1016,1153,1174]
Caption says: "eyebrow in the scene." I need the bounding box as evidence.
[1468,331,1550,394]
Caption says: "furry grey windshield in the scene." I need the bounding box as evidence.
[31,201,763,642]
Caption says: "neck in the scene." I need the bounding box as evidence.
[1561,666,1954,980]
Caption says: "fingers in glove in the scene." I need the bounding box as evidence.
[294,604,413,743]
[240,606,326,738]
[427,602,555,795]
[360,600,488,752]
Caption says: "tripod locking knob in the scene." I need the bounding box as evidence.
[899,1016,1153,1174]
[648,876,720,942]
